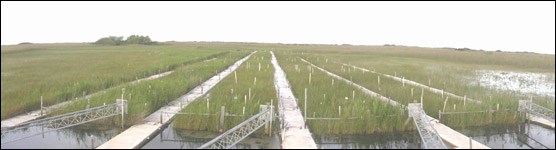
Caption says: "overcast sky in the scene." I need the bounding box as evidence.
[1,1,554,54]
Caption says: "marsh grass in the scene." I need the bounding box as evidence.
[172,51,277,135]
[299,53,525,128]
[47,51,250,127]
[275,51,410,135]
[1,44,231,119]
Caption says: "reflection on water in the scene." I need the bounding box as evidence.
[457,123,555,149]
[314,132,422,149]
[2,120,553,149]
[1,124,122,149]
[142,123,423,149]
[141,123,281,149]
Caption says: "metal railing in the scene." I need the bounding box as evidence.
[408,103,447,149]
[1,100,127,144]
[518,100,555,123]
[198,105,273,149]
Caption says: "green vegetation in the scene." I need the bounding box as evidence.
[275,51,409,135]
[173,51,277,133]
[2,42,552,134]
[95,36,125,45]
[301,45,554,105]
[94,35,156,45]
[48,50,250,126]
[300,54,521,128]
[1,43,227,119]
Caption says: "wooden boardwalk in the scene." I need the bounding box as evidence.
[97,52,255,149]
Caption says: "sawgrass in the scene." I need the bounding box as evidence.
[172,51,278,134]
[1,43,229,119]
[48,50,250,127]
[274,51,410,135]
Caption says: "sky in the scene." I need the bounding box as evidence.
[1,1,555,54]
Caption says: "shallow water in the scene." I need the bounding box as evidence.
[1,119,553,149]
[313,132,422,149]
[0,125,122,149]
[141,123,281,149]
[475,70,555,99]
[457,123,555,149]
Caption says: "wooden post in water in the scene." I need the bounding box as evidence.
[402,76,405,87]
[269,99,273,136]
[40,96,43,116]
[332,79,334,86]
[207,99,210,113]
[259,62,261,72]
[438,110,442,123]
[411,88,414,97]
[220,106,225,132]
[342,66,345,72]
[443,97,448,112]
[91,135,94,149]
[441,89,444,98]
[234,71,237,84]
[254,77,257,85]
[339,106,342,116]
[352,90,355,101]
[378,75,380,86]
[464,95,467,106]
[249,88,251,100]
[309,73,312,84]
[420,88,424,105]
[469,137,472,148]
[121,88,125,128]
[304,88,307,125]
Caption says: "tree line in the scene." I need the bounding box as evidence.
[94,35,157,45]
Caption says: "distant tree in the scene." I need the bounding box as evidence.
[94,35,157,45]
[94,36,124,45]
[18,42,33,45]
[125,35,153,45]
[455,48,471,51]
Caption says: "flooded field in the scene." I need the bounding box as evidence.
[2,42,553,149]
[458,123,555,149]
[313,132,421,149]
[141,123,281,149]
[474,70,555,99]
[0,125,122,149]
